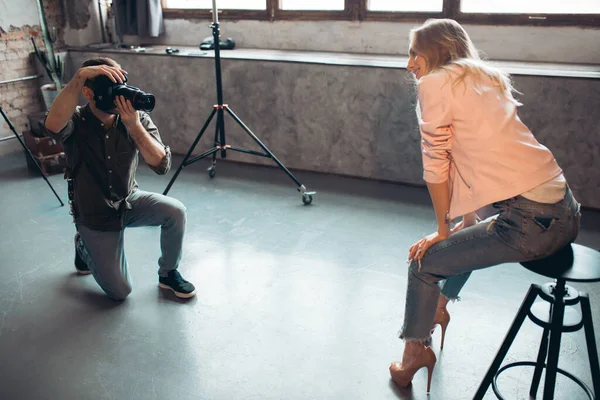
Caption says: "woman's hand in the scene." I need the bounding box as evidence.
[449,213,478,235]
[409,213,477,262]
[450,220,465,235]
[408,231,449,262]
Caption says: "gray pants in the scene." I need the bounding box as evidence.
[401,187,581,342]
[75,190,187,300]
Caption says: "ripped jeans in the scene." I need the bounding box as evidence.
[400,187,581,342]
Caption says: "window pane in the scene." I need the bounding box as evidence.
[165,0,265,10]
[281,0,344,11]
[461,0,600,14]
[368,0,443,12]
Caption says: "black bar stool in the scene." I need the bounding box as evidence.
[475,243,600,400]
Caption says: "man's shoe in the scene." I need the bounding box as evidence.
[158,270,196,299]
[74,233,91,275]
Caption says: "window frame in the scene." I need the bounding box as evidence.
[161,0,600,27]
[160,0,270,21]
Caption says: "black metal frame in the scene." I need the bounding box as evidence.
[474,280,600,400]
[162,13,315,204]
[0,106,64,207]
[162,0,600,27]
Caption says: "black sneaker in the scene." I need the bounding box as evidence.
[74,233,91,275]
[158,270,196,299]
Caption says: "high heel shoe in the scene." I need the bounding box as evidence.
[389,346,437,393]
[430,306,450,349]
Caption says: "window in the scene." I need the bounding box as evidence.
[162,0,269,19]
[164,0,265,9]
[281,0,344,11]
[461,0,600,15]
[162,0,600,26]
[368,0,443,13]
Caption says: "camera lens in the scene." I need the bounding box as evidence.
[114,85,156,112]
[135,93,156,112]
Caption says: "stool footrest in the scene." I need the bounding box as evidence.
[492,361,594,400]
[528,302,583,332]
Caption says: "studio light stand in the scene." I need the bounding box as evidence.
[162,0,316,205]
[0,105,64,207]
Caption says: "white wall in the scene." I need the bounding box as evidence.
[119,19,600,64]
[0,0,38,28]
[0,0,39,152]
[62,1,104,47]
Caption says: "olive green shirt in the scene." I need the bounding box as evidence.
[45,104,171,231]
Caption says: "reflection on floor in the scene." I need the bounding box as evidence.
[1,152,598,400]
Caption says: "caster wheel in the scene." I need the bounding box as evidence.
[208,167,216,178]
[302,194,313,205]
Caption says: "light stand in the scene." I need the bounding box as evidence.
[162,0,316,205]
[0,106,64,207]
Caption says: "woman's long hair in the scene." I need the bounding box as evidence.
[410,19,520,104]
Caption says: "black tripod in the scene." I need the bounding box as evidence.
[162,7,315,205]
[0,106,64,207]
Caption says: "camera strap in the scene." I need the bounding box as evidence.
[65,136,83,217]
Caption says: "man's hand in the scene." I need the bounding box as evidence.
[115,96,139,127]
[116,97,166,168]
[77,65,128,84]
[408,231,449,262]
[46,65,126,134]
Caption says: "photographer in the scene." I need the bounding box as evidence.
[45,57,196,300]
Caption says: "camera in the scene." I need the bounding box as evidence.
[92,75,156,113]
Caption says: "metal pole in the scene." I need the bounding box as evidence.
[0,135,22,143]
[98,0,106,43]
[0,75,42,86]
[212,0,219,24]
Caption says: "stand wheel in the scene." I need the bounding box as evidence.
[302,194,313,205]
[208,167,216,179]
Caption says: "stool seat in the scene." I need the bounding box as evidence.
[520,244,600,283]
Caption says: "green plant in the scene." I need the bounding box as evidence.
[31,0,63,90]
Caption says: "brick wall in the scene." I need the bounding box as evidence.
[0,0,64,145]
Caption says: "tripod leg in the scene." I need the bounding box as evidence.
[24,142,64,206]
[580,293,600,398]
[209,109,221,172]
[0,107,64,206]
[163,108,217,195]
[225,107,303,188]
[218,108,226,159]
[474,284,540,400]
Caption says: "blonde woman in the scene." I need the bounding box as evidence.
[389,19,581,393]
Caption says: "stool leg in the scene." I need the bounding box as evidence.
[474,284,541,400]
[530,323,551,398]
[580,292,600,397]
[542,280,567,400]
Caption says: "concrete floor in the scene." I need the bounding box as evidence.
[0,151,599,400]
